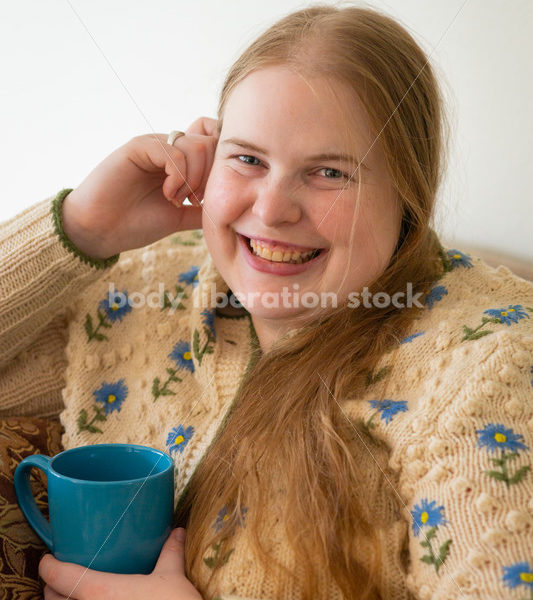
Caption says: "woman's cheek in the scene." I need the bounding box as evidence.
[203,169,250,226]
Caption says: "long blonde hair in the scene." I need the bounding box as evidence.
[176,4,449,598]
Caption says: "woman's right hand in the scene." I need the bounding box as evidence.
[61,117,219,259]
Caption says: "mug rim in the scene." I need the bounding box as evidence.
[49,443,174,485]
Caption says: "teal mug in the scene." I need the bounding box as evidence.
[14,443,175,574]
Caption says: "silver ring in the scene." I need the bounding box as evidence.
[167,130,186,145]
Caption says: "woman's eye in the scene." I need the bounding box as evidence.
[317,167,348,180]
[236,155,261,166]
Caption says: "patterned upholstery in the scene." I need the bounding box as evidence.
[0,417,63,600]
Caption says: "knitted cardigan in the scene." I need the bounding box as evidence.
[1,190,533,600]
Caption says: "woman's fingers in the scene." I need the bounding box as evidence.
[43,584,69,600]
[168,132,217,206]
[186,116,219,138]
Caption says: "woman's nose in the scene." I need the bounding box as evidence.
[251,179,302,225]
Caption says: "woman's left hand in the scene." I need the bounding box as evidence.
[39,528,203,600]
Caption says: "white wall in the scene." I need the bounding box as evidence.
[1,0,531,260]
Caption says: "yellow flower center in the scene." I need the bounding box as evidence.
[508,308,515,312]
[501,311,508,316]
[175,435,185,445]
[494,432,507,443]
[421,511,429,524]
[111,303,119,311]
[183,351,192,361]
[452,253,461,259]
[107,394,116,403]
[193,274,198,281]
[520,572,533,583]
[223,514,229,522]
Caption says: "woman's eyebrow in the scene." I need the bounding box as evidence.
[221,137,368,169]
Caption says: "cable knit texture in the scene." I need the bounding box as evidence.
[1,191,533,599]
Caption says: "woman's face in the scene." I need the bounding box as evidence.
[202,66,402,350]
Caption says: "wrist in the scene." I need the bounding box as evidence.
[61,189,109,259]
[51,188,120,269]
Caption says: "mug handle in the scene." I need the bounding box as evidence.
[14,454,53,551]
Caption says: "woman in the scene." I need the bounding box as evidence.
[1,4,532,599]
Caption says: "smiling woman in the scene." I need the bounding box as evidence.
[202,65,402,352]
[1,3,533,600]
[172,6,449,598]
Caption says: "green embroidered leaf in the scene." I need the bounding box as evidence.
[86,424,103,434]
[77,406,105,434]
[84,314,93,339]
[159,388,176,397]
[420,555,434,565]
[97,310,111,328]
[152,378,161,399]
[420,540,430,548]
[77,409,88,429]
[165,368,181,383]
[481,317,500,325]
[468,330,493,340]
[161,292,172,311]
[485,469,507,481]
[508,465,530,485]
[219,548,234,566]
[365,365,392,387]
[203,557,216,569]
[193,329,200,359]
[502,452,519,461]
[425,527,437,541]
[94,406,106,421]
[489,457,505,466]
[438,539,452,565]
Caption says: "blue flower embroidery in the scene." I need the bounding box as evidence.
[93,379,128,415]
[166,425,194,455]
[483,304,529,326]
[85,290,132,342]
[477,423,529,454]
[178,266,199,288]
[424,285,448,309]
[214,505,249,532]
[99,290,132,322]
[410,499,451,573]
[400,331,425,344]
[476,423,530,487]
[201,308,216,339]
[368,399,408,425]
[169,340,194,373]
[447,249,473,269]
[411,499,447,536]
[503,561,533,589]
[462,304,531,342]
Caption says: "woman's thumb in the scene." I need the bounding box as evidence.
[153,528,187,575]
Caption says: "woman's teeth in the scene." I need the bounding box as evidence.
[249,238,320,263]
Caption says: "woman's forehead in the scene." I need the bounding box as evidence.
[221,66,379,160]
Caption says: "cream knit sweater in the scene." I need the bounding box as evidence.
[1,192,533,600]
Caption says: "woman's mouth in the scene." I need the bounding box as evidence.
[237,233,327,275]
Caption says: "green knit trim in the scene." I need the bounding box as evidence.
[50,188,120,270]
